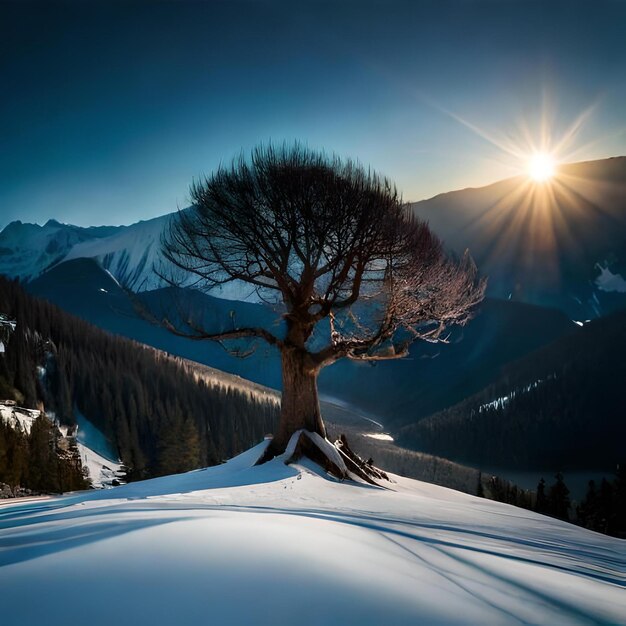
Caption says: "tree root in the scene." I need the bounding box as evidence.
[334,434,389,484]
[258,430,389,486]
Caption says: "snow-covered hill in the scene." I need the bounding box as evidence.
[0,440,623,626]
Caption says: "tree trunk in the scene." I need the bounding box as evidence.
[270,347,326,455]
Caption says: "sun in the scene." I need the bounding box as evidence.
[528,153,556,182]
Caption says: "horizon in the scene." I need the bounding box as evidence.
[1,152,624,232]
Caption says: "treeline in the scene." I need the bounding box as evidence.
[575,470,626,537]
[0,275,279,487]
[397,309,626,469]
[0,413,87,493]
[486,470,626,539]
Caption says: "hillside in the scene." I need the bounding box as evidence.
[412,156,626,319]
[4,267,498,498]
[397,308,626,470]
[27,258,576,427]
[1,439,623,626]
[0,275,279,486]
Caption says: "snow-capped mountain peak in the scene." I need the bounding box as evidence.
[61,213,174,291]
[0,219,122,282]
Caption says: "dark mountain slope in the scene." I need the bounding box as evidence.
[397,308,626,470]
[29,259,576,427]
[28,258,283,389]
[412,156,626,318]
[0,274,279,484]
[320,298,577,426]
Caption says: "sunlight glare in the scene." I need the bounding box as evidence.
[528,153,556,182]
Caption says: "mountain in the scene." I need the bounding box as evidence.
[2,156,624,314]
[27,259,577,427]
[397,308,626,471]
[0,211,252,299]
[0,213,173,292]
[1,439,624,626]
[412,156,626,319]
[27,257,284,389]
[62,213,173,291]
[0,218,121,282]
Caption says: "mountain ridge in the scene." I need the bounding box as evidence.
[411,156,626,319]
[3,156,625,313]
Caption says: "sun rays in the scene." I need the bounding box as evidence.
[427,97,619,292]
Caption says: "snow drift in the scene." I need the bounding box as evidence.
[0,439,623,625]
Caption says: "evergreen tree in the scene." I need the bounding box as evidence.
[535,478,548,514]
[577,480,599,530]
[547,472,570,521]
[476,471,484,497]
[597,478,614,535]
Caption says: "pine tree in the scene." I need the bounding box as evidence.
[577,480,599,530]
[476,471,485,497]
[547,472,570,521]
[535,477,548,514]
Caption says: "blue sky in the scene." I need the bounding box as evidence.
[1,0,625,228]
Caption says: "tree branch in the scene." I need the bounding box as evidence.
[161,318,283,348]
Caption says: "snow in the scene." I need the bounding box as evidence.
[0,404,124,489]
[60,212,264,301]
[75,411,118,461]
[0,403,41,434]
[595,264,626,293]
[0,440,623,626]
[62,214,172,291]
[364,432,394,441]
[74,411,125,488]
[478,377,553,413]
[75,441,125,489]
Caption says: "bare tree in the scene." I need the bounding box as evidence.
[159,143,486,457]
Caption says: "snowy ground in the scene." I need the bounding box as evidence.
[75,441,125,489]
[74,412,126,488]
[0,440,624,626]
